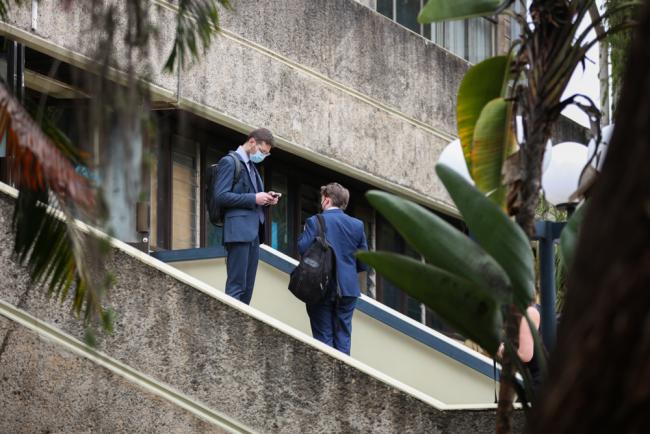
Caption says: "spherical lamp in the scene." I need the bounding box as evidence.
[541,141,588,206]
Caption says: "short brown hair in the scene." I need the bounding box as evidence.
[248,128,274,147]
[320,182,350,210]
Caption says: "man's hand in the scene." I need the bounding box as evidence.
[267,191,281,205]
[255,192,275,206]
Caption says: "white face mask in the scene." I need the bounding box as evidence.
[250,150,266,164]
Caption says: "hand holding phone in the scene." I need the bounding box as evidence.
[270,192,282,199]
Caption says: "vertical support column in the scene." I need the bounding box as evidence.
[539,220,557,352]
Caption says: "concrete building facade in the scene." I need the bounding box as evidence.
[0,1,591,430]
[0,0,585,332]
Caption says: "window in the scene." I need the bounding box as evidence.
[468,17,495,64]
[171,135,200,249]
[375,214,424,323]
[269,171,291,255]
[378,1,495,63]
[511,1,526,42]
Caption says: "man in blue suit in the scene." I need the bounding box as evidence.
[297,183,369,355]
[214,128,279,305]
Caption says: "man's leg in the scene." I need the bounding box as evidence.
[306,296,335,348]
[241,235,260,305]
[333,296,358,355]
[225,242,249,302]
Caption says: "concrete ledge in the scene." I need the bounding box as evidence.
[0,315,228,433]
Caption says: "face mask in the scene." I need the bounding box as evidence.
[250,150,267,164]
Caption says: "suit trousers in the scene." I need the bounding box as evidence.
[225,235,260,305]
[306,294,358,355]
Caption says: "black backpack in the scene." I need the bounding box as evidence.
[288,214,336,305]
[205,151,243,227]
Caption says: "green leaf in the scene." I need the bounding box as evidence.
[436,164,535,309]
[457,56,509,172]
[366,190,512,304]
[559,204,586,271]
[470,98,517,206]
[419,0,503,23]
[357,251,502,354]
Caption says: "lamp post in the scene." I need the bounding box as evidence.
[538,141,589,351]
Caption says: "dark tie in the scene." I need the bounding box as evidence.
[248,161,263,192]
[248,161,264,224]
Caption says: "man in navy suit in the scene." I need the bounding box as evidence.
[298,183,369,355]
[214,128,279,305]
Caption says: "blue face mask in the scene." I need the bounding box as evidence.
[250,150,267,164]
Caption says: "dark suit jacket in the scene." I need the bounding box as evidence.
[298,208,369,297]
[214,152,265,243]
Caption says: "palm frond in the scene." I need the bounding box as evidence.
[164,0,233,72]
[0,83,113,345]
[0,85,95,208]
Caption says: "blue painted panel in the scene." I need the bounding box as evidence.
[151,246,226,262]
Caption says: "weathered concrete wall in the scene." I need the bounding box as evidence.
[0,317,224,434]
[0,192,524,433]
[4,0,466,209]
[218,0,465,135]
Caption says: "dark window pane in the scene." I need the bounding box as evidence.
[407,296,422,322]
[299,184,320,230]
[423,23,431,39]
[270,171,291,255]
[396,0,420,34]
[382,280,401,311]
[377,0,393,19]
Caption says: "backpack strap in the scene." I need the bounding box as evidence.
[316,213,342,309]
[227,151,243,185]
[315,214,326,240]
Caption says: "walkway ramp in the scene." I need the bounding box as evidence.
[158,245,500,407]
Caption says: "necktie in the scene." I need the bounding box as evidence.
[248,161,265,224]
[248,161,263,192]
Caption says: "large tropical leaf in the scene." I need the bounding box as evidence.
[456,56,509,172]
[357,251,503,354]
[471,97,517,206]
[366,190,512,304]
[419,0,504,23]
[0,83,112,344]
[559,204,586,272]
[436,164,535,309]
